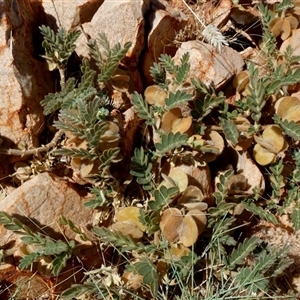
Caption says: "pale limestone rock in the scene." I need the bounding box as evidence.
[0,172,93,247]
[172,40,244,89]
[75,0,150,64]
[142,0,188,84]
[41,0,103,31]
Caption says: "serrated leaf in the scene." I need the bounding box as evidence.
[220,118,239,145]
[159,54,177,74]
[131,92,155,125]
[19,252,40,270]
[175,53,190,85]
[133,258,159,297]
[228,237,259,268]
[165,90,192,110]
[54,148,98,160]
[60,284,93,299]
[99,147,120,169]
[52,252,71,276]
[291,209,300,231]
[155,132,188,156]
[243,202,278,224]
[274,115,300,140]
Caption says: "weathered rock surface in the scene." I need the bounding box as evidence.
[75,0,150,65]
[172,40,244,89]
[0,172,93,247]
[0,0,55,150]
[41,0,103,31]
[142,0,188,84]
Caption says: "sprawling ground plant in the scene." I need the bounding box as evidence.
[1,1,300,299]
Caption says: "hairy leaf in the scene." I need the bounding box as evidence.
[228,237,259,269]
[93,227,156,254]
[132,258,159,297]
[130,147,153,191]
[149,62,166,85]
[243,202,278,224]
[99,147,120,169]
[274,115,300,140]
[159,54,177,74]
[19,252,40,270]
[155,132,188,156]
[291,208,300,231]
[165,90,192,110]
[220,118,239,145]
[131,92,155,126]
[175,53,190,85]
[60,284,94,299]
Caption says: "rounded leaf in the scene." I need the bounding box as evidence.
[111,221,143,240]
[253,143,276,166]
[262,125,285,152]
[281,19,291,40]
[187,209,207,236]
[160,208,183,243]
[168,168,189,193]
[233,71,249,92]
[177,185,205,208]
[161,108,182,133]
[144,85,168,106]
[116,207,145,231]
[269,17,283,37]
[179,215,199,247]
[284,106,300,123]
[275,96,300,118]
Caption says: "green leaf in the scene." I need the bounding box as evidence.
[41,78,76,115]
[54,148,98,160]
[220,118,239,145]
[99,147,120,169]
[60,284,94,299]
[158,54,177,74]
[52,252,71,276]
[130,147,153,191]
[175,53,190,85]
[84,188,108,208]
[131,92,155,126]
[165,90,192,110]
[132,258,159,297]
[274,115,300,140]
[235,267,268,295]
[87,33,131,85]
[243,202,278,224]
[149,62,166,85]
[228,237,259,268]
[155,132,188,156]
[291,208,300,231]
[93,227,156,254]
[19,252,40,270]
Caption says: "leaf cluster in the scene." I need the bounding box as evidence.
[88,33,131,87]
[39,25,81,71]
[0,212,74,276]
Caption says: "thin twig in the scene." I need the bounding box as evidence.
[0,129,64,156]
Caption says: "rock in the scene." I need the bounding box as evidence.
[142,0,188,84]
[0,172,94,247]
[172,40,244,89]
[41,0,103,31]
[0,0,55,149]
[75,0,150,65]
